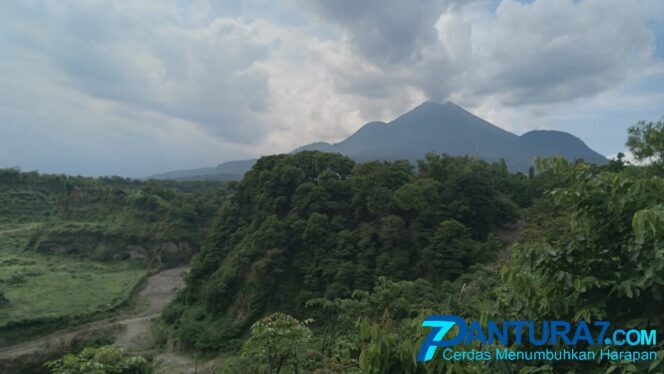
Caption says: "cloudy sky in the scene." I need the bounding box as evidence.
[1,0,663,177]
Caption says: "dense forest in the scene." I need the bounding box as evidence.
[156,119,664,373]
[165,152,525,348]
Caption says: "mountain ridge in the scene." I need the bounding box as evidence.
[148,101,607,180]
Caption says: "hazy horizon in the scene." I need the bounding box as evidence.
[1,0,663,177]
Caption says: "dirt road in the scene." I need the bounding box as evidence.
[0,267,188,372]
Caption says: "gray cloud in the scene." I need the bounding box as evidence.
[463,0,655,105]
[299,0,446,65]
[291,0,480,113]
[0,0,662,177]
[2,2,275,143]
[298,0,657,108]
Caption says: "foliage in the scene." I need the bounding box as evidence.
[168,152,523,352]
[221,313,317,374]
[44,346,150,374]
[503,157,664,372]
[0,291,9,307]
[505,159,664,324]
[0,168,225,266]
[604,152,629,173]
[627,117,664,172]
[177,138,662,373]
[307,274,501,373]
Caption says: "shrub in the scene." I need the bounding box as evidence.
[44,346,150,374]
[0,291,9,307]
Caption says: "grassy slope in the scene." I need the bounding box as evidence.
[0,224,148,330]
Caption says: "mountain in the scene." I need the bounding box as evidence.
[148,101,607,180]
[148,159,257,181]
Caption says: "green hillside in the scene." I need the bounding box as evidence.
[164,151,531,351]
[0,170,225,345]
[162,121,664,373]
[0,169,224,266]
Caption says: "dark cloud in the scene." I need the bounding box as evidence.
[299,0,657,108]
[299,0,449,65]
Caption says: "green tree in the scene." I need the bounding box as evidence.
[170,152,520,353]
[375,215,410,278]
[393,177,444,230]
[503,160,664,372]
[627,117,664,171]
[605,151,628,172]
[238,313,315,374]
[422,220,477,283]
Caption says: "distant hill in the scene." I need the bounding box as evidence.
[0,169,221,266]
[148,101,607,180]
[148,159,257,181]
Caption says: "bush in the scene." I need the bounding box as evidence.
[44,346,150,374]
[0,291,9,307]
[235,313,318,374]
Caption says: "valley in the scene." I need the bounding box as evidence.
[3,1,663,372]
[0,170,223,372]
[0,266,188,373]
[0,117,662,374]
